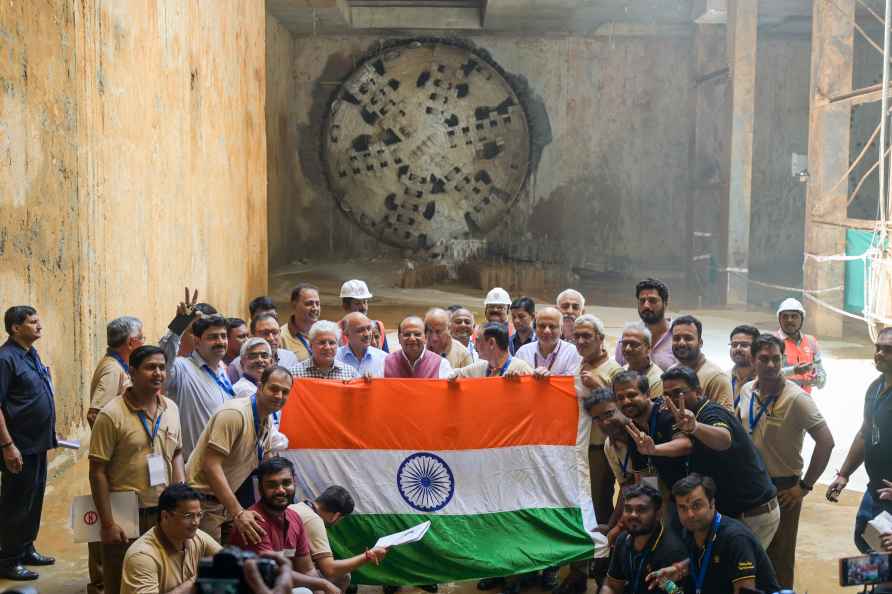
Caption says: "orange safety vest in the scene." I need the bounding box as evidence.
[773,329,819,394]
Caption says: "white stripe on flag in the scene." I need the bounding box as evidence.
[283,445,581,516]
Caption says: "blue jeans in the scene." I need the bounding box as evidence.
[855,489,880,553]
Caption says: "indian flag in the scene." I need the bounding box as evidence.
[279,376,606,585]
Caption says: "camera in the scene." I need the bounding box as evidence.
[196,546,278,594]
[840,553,892,587]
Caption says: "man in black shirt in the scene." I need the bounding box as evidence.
[0,306,57,580]
[646,474,780,594]
[661,367,779,547]
[602,483,687,594]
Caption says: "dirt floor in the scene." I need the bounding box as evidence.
[4,259,879,594]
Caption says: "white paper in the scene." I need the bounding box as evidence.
[71,492,140,543]
[147,453,167,487]
[865,511,892,552]
[374,520,431,549]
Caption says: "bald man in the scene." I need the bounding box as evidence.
[384,317,453,379]
[516,307,582,376]
[335,312,387,377]
[425,308,473,370]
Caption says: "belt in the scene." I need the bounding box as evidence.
[738,497,778,519]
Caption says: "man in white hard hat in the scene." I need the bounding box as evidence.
[484,287,512,325]
[773,298,826,394]
[338,280,389,352]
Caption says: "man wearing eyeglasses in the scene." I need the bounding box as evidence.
[89,346,185,594]
[120,483,221,594]
[227,314,299,383]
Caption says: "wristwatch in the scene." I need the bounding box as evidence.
[799,480,813,492]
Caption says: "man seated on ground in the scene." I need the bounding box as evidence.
[509,297,536,355]
[646,474,781,594]
[290,486,391,593]
[556,289,585,342]
[338,280,389,352]
[335,312,387,378]
[451,322,533,378]
[670,315,733,409]
[384,316,453,378]
[228,314,299,383]
[291,321,359,380]
[120,483,221,594]
[600,484,687,594]
[426,308,473,371]
[230,458,342,594]
[619,322,663,398]
[449,307,479,362]
[516,306,581,376]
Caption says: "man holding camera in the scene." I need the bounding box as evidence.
[120,483,221,594]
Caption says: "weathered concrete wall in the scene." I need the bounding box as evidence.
[1,0,267,438]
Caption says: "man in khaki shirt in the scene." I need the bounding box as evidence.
[89,346,184,594]
[669,315,733,409]
[280,284,320,361]
[425,308,473,370]
[451,322,533,378]
[186,366,292,544]
[737,334,834,588]
[121,483,221,594]
[618,321,663,398]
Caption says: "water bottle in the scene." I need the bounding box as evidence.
[659,577,681,593]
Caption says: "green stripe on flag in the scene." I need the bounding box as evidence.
[329,507,594,585]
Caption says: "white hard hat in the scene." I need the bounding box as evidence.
[484,287,512,306]
[340,279,373,300]
[777,297,806,318]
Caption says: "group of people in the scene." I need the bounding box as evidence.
[0,276,890,594]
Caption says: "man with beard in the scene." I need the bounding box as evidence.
[338,279,389,352]
[646,474,781,594]
[773,298,827,394]
[728,325,759,408]
[449,307,479,362]
[615,279,676,371]
[186,366,293,544]
[509,297,536,355]
[600,484,687,594]
[737,334,834,588]
[291,322,359,380]
[229,457,342,594]
[484,288,512,325]
[89,346,184,594]
[619,322,663,399]
[669,315,733,409]
[516,307,582,376]
[227,314,299,383]
[557,289,585,342]
[425,308,473,371]
[160,289,235,459]
[336,312,387,377]
[281,284,321,361]
[384,317,453,378]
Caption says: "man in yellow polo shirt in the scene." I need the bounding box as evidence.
[89,345,184,594]
[280,284,320,361]
[121,483,221,594]
[186,366,292,544]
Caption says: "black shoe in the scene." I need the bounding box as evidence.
[419,586,438,593]
[383,587,400,594]
[0,564,39,580]
[540,567,559,590]
[477,578,505,590]
[21,550,55,566]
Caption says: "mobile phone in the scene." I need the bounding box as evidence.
[839,553,892,586]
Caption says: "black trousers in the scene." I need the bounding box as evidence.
[0,452,47,566]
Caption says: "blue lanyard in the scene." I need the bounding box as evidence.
[732,376,739,410]
[241,373,258,386]
[251,395,264,464]
[203,365,235,397]
[748,392,776,434]
[690,512,721,594]
[620,446,632,475]
[137,409,163,445]
[296,332,312,355]
[26,351,54,395]
[627,528,659,594]
[109,351,128,372]
[487,356,512,377]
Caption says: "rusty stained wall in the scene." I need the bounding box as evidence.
[0,0,268,438]
[269,31,694,273]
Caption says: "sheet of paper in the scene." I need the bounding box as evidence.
[374,520,431,549]
[71,492,140,543]
[865,511,892,552]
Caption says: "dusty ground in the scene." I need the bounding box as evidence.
[5,259,878,593]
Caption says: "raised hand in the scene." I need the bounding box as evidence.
[176,287,200,317]
[625,423,657,455]
[664,396,696,434]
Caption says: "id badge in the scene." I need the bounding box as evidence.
[283,548,296,558]
[147,453,167,487]
[873,420,881,446]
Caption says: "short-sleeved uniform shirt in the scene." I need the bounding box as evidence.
[291,501,333,560]
[607,524,688,593]
[681,514,781,594]
[864,375,892,496]
[629,401,689,491]
[89,392,182,507]
[280,320,312,362]
[604,437,637,485]
[737,379,826,479]
[0,339,57,453]
[121,526,221,594]
[640,362,664,399]
[695,359,733,410]
[229,502,311,559]
[688,401,776,517]
[186,397,271,494]
[90,353,132,411]
[575,357,623,445]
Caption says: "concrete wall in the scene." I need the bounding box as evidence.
[1,0,267,438]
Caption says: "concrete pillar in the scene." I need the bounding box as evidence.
[803,0,854,338]
[720,0,758,305]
